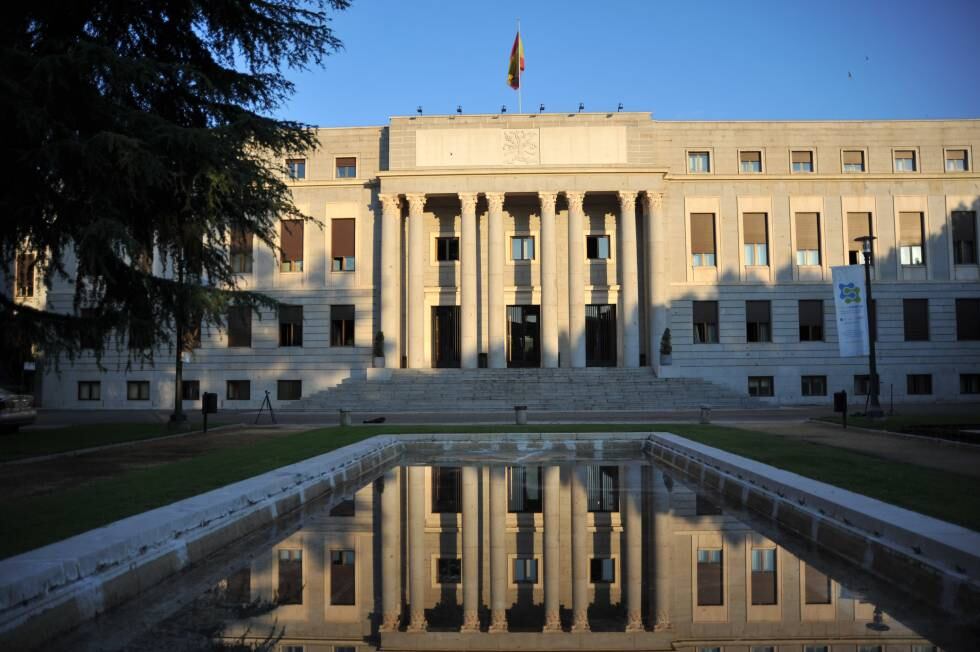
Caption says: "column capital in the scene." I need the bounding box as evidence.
[538,190,559,207]
[458,192,478,211]
[379,193,401,213]
[405,193,427,216]
[485,192,505,213]
[617,190,637,212]
[565,191,585,211]
[645,191,664,211]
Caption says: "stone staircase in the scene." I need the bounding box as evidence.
[282,368,758,412]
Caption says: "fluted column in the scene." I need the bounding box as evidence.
[407,465,428,631]
[380,194,402,369]
[624,464,644,631]
[406,193,427,369]
[566,192,587,368]
[618,191,640,368]
[538,192,559,368]
[645,192,666,373]
[542,465,561,631]
[571,465,590,631]
[379,467,403,631]
[459,193,479,369]
[489,465,508,631]
[461,465,480,631]
[652,468,672,630]
[487,193,506,368]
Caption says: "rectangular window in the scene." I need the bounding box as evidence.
[696,548,723,606]
[799,300,824,341]
[227,306,252,347]
[952,211,977,264]
[285,158,305,180]
[230,226,253,273]
[854,374,870,396]
[432,466,461,513]
[279,304,303,347]
[751,647,775,652]
[514,558,538,584]
[751,548,777,605]
[696,493,723,516]
[330,549,355,605]
[956,298,980,340]
[743,212,769,265]
[894,149,917,172]
[946,148,969,172]
[847,212,872,265]
[962,374,980,394]
[226,380,250,401]
[858,646,882,652]
[587,465,620,512]
[329,498,355,516]
[791,150,814,173]
[335,156,356,178]
[739,150,762,173]
[507,466,542,513]
[511,236,534,261]
[224,567,251,604]
[795,212,821,265]
[748,376,774,397]
[804,564,832,604]
[437,557,461,584]
[278,549,303,604]
[688,150,710,173]
[127,381,150,401]
[693,300,719,344]
[907,374,932,395]
[899,212,925,265]
[589,557,616,583]
[78,381,101,401]
[804,647,829,652]
[801,375,827,397]
[277,379,302,401]
[746,300,771,342]
[330,304,355,347]
[79,308,101,350]
[282,646,304,652]
[435,236,459,262]
[903,299,929,341]
[843,149,865,172]
[181,380,200,401]
[690,213,716,266]
[14,252,35,297]
[280,220,304,272]
[586,235,611,260]
[331,218,355,271]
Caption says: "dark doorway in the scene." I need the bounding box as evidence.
[431,306,460,368]
[507,305,541,368]
[585,304,617,367]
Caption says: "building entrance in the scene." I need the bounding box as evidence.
[431,306,460,368]
[585,304,617,367]
[507,305,541,368]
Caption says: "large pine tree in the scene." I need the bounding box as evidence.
[0,1,350,419]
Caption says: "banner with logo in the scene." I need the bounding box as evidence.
[831,265,870,358]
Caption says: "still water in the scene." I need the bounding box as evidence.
[54,461,970,651]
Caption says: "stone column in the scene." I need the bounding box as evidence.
[461,465,480,631]
[542,465,561,631]
[407,465,428,631]
[539,192,559,368]
[645,192,666,373]
[380,194,402,369]
[570,465,590,631]
[487,192,506,368]
[623,463,644,631]
[566,191,587,368]
[652,468,672,630]
[406,193,427,369]
[459,193,479,369]
[618,191,640,368]
[379,467,403,631]
[489,465,508,631]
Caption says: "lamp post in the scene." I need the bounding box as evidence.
[855,235,883,418]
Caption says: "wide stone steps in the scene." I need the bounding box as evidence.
[281,368,757,412]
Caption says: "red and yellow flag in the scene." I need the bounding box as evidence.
[507,32,524,89]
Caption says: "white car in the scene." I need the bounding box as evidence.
[0,388,36,433]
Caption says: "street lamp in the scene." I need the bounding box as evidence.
[854,235,883,418]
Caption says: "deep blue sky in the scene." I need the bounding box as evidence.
[274,0,980,126]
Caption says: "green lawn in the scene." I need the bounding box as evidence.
[816,413,980,441]
[2,423,978,559]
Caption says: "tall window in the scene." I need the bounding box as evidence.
[899,212,925,265]
[791,150,814,173]
[514,558,538,584]
[696,548,723,606]
[587,465,619,512]
[226,380,250,400]
[842,150,865,172]
[436,236,459,262]
[14,252,34,297]
[277,549,302,604]
[751,548,777,605]
[739,150,762,173]
[127,381,150,401]
[511,236,534,261]
[903,299,929,341]
[432,466,462,513]
[952,211,977,264]
[795,212,821,265]
[279,305,303,347]
[331,218,356,271]
[745,300,771,342]
[330,550,355,605]
[280,220,304,272]
[847,212,872,264]
[799,300,824,341]
[955,299,980,340]
[688,151,710,173]
[691,213,716,266]
[230,226,253,273]
[227,306,252,347]
[586,235,611,260]
[946,148,969,172]
[335,156,356,178]
[508,466,542,513]
[330,304,355,346]
[743,212,768,265]
[285,158,305,180]
[804,564,832,604]
[894,149,917,172]
[693,301,719,343]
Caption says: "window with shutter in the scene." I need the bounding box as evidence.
[743,213,768,265]
[691,213,716,266]
[697,548,723,606]
[952,211,977,264]
[278,549,303,604]
[804,564,832,604]
[740,150,762,173]
[746,300,771,342]
[330,304,355,346]
[586,465,619,512]
[507,466,543,513]
[280,220,304,272]
[227,306,252,347]
[956,299,980,340]
[330,550,355,605]
[285,158,305,179]
[693,301,719,343]
[751,548,777,605]
[799,300,824,341]
[847,212,872,264]
[903,299,929,341]
[279,305,303,347]
[894,149,916,172]
[795,212,821,265]
[230,226,253,273]
[946,148,969,172]
[335,156,356,178]
[899,212,924,265]
[842,150,865,172]
[791,150,814,173]
[331,218,356,271]
[432,466,462,513]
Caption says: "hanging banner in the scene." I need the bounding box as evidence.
[831,265,870,358]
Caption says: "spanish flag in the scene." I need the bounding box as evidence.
[507,31,524,89]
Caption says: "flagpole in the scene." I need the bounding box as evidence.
[517,19,521,114]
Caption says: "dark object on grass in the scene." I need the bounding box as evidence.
[362,416,386,424]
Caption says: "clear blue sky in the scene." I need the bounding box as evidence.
[275,0,980,126]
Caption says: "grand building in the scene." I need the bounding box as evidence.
[11,112,980,407]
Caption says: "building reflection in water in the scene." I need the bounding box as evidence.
[209,463,937,651]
